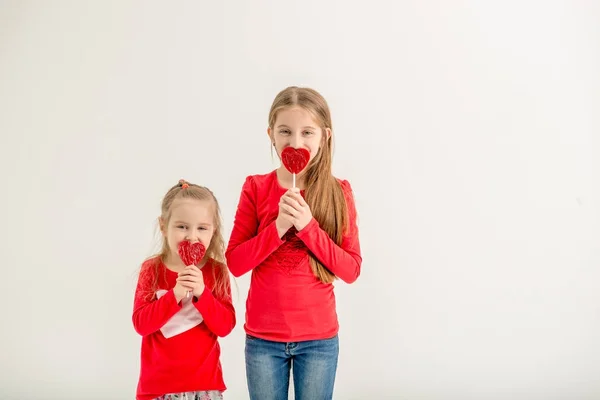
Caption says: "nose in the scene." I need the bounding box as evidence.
[290,133,302,148]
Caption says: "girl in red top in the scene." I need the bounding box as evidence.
[226,86,362,400]
[133,180,236,400]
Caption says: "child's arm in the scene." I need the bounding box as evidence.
[226,176,285,277]
[194,288,235,337]
[132,268,183,336]
[296,180,362,283]
[194,267,236,337]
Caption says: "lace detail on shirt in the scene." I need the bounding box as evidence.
[271,228,308,274]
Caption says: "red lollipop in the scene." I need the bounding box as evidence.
[178,240,206,266]
[281,147,310,188]
[178,240,206,297]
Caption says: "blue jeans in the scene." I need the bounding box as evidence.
[245,334,339,400]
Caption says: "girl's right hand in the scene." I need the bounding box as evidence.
[276,192,295,238]
[173,280,192,303]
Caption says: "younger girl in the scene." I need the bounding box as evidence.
[133,180,236,400]
[226,86,362,400]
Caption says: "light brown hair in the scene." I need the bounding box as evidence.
[269,86,349,284]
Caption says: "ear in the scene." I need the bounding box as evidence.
[267,127,274,143]
[325,127,332,140]
[158,217,166,236]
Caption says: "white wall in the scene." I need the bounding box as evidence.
[1,1,599,399]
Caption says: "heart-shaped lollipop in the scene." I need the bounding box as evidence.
[178,240,206,266]
[178,240,206,298]
[281,147,310,188]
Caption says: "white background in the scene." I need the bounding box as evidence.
[1,1,599,399]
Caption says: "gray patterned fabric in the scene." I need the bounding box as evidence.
[154,391,223,400]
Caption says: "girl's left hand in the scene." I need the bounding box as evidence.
[177,265,205,298]
[280,188,313,231]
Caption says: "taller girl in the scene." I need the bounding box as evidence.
[226,86,362,400]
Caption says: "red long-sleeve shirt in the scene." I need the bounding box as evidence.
[132,257,235,400]
[225,170,361,342]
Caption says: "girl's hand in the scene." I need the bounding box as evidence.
[276,194,295,238]
[280,188,313,231]
[176,266,205,298]
[173,280,192,303]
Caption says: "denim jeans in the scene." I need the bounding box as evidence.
[245,334,339,400]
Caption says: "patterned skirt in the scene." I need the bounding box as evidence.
[154,391,223,400]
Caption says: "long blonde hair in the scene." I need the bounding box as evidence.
[141,180,231,300]
[269,86,349,284]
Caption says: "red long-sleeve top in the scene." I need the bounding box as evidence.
[225,170,361,342]
[132,257,235,400]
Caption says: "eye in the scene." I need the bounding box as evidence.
[176,225,187,229]
[279,129,291,135]
[198,227,207,231]
[303,131,314,136]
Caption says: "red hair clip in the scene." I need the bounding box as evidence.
[181,183,189,189]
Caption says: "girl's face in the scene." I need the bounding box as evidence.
[160,198,214,266]
[269,106,331,172]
